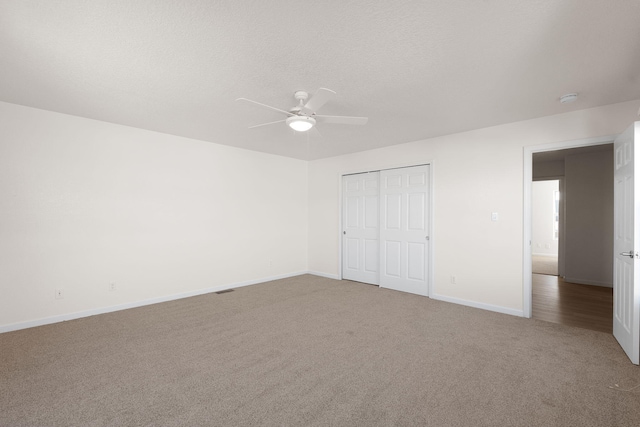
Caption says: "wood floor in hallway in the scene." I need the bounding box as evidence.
[532,273,613,333]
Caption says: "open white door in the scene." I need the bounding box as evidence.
[613,122,640,365]
[342,172,379,285]
[379,165,430,296]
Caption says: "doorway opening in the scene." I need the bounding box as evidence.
[531,179,560,276]
[524,138,615,333]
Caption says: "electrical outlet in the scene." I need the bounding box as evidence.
[55,288,64,299]
[108,282,116,292]
[450,275,457,284]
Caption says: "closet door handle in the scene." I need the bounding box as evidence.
[620,251,635,258]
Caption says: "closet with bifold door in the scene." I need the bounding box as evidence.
[342,164,430,296]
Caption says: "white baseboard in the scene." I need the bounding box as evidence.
[0,271,308,334]
[1,271,528,333]
[431,293,524,317]
[563,277,613,288]
[532,253,558,257]
[307,271,341,280]
[306,273,525,317]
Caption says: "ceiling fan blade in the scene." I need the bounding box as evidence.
[310,126,322,138]
[314,115,368,125]
[236,98,292,116]
[248,119,286,129]
[302,88,336,113]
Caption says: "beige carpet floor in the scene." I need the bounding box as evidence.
[1,274,639,426]
[532,254,558,276]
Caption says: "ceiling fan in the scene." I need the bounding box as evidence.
[236,88,368,132]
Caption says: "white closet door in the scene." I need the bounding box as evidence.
[379,165,430,296]
[342,172,379,285]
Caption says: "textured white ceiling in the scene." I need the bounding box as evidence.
[1,0,639,160]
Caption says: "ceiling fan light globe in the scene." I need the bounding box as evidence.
[287,116,315,132]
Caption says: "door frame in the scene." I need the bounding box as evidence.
[523,135,616,318]
[338,162,435,297]
[531,177,565,277]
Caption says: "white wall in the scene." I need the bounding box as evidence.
[564,149,614,287]
[0,101,308,331]
[308,100,640,315]
[2,100,637,330]
[532,180,559,256]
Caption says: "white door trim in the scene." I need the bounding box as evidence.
[523,135,616,318]
[339,162,434,297]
